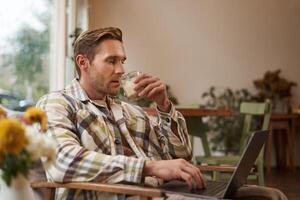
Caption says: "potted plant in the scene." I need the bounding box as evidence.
[201,87,253,155]
[253,69,297,113]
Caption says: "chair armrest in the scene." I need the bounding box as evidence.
[197,165,237,172]
[31,181,165,200]
[197,165,255,173]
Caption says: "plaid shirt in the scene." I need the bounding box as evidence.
[36,79,192,200]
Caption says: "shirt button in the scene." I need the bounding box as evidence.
[114,138,121,145]
[165,118,170,123]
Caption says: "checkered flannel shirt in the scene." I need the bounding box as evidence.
[36,79,192,200]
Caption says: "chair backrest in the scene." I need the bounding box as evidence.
[186,101,272,158]
[185,117,211,156]
[239,101,272,155]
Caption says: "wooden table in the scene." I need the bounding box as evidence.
[143,107,233,117]
[266,113,300,172]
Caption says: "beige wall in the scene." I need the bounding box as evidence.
[89,0,300,106]
[89,0,300,165]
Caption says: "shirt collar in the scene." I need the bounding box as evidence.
[65,79,90,102]
[64,79,120,107]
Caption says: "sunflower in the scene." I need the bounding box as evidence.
[23,107,48,132]
[0,119,28,154]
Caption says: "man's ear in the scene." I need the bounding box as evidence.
[76,54,89,71]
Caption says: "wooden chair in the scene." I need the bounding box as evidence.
[30,165,235,200]
[190,102,272,185]
[31,181,165,200]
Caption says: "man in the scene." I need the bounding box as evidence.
[37,27,205,199]
[37,27,286,200]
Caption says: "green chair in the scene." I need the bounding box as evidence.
[187,102,272,186]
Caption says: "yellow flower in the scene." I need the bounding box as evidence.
[23,107,48,132]
[0,107,7,120]
[0,119,28,154]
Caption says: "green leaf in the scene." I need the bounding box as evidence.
[0,150,31,186]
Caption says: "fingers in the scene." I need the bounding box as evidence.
[182,163,206,189]
[146,159,206,190]
[188,162,206,188]
[197,168,206,188]
[134,73,166,99]
[177,159,206,189]
[180,170,195,190]
[134,73,152,84]
[184,167,202,189]
[147,84,165,98]
[134,74,159,90]
[139,82,165,99]
[137,81,162,97]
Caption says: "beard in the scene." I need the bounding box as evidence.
[93,81,120,97]
[107,87,120,96]
[88,70,121,99]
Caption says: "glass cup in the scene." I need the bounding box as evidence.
[121,71,142,101]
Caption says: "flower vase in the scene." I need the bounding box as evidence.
[0,173,35,200]
[273,97,290,114]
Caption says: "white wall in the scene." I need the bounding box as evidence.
[89,0,300,165]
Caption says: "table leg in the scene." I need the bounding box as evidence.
[265,126,273,173]
[290,116,296,171]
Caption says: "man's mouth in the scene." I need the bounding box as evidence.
[110,80,121,86]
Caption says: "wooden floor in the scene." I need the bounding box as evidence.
[264,168,300,200]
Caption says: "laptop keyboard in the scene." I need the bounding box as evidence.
[201,180,227,196]
[160,180,227,198]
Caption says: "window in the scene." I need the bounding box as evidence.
[0,0,89,111]
[0,0,53,110]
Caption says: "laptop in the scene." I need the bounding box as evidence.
[159,130,269,199]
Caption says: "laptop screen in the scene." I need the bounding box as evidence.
[158,130,269,199]
[222,130,269,198]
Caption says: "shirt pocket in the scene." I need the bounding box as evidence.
[76,109,112,154]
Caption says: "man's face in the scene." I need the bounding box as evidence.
[85,39,126,98]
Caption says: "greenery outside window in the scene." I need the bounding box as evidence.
[0,0,53,110]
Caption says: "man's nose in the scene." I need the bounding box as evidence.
[115,62,125,74]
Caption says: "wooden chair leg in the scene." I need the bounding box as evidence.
[213,171,221,181]
[257,161,265,186]
[265,126,273,173]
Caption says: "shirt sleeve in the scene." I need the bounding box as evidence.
[36,93,145,184]
[154,102,193,160]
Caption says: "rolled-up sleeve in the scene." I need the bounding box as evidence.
[155,103,192,160]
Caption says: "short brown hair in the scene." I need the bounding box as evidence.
[73,27,123,78]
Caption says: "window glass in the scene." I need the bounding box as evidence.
[0,0,53,111]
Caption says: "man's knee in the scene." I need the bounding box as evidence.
[234,185,287,200]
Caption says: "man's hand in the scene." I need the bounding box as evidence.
[134,73,170,112]
[143,159,206,189]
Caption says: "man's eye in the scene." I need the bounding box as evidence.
[108,59,116,64]
[121,60,125,64]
